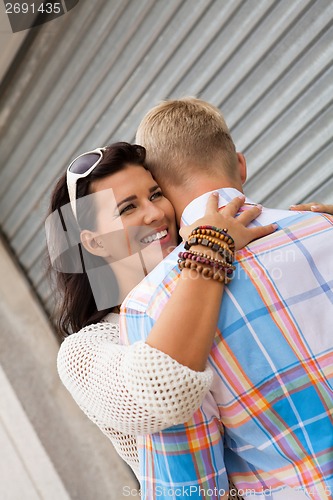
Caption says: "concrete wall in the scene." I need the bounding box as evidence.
[0,237,138,499]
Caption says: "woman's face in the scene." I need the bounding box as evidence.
[83,164,178,263]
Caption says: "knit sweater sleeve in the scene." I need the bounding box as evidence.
[57,321,213,436]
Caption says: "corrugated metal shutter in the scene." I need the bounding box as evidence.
[0,0,332,314]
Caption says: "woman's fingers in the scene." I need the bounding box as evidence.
[314,204,333,215]
[236,205,262,226]
[220,194,246,217]
[230,222,278,251]
[181,194,278,249]
[246,223,278,242]
[205,192,247,217]
[290,203,333,215]
[204,192,219,215]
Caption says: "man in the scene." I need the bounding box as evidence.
[119,98,333,500]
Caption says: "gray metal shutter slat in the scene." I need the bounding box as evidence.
[224,5,333,135]
[0,1,107,196]
[247,102,333,203]
[265,143,333,207]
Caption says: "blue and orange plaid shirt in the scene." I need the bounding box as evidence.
[120,188,333,500]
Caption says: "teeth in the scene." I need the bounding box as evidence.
[141,229,168,244]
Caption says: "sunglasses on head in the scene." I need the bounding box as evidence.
[66,147,107,220]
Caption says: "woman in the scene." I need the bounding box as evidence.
[48,142,327,493]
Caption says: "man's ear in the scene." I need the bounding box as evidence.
[80,230,108,257]
[237,152,247,184]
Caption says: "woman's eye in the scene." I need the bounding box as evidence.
[119,204,135,215]
[150,190,163,201]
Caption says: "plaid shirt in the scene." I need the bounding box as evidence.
[120,188,333,500]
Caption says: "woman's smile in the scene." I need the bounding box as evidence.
[88,164,178,261]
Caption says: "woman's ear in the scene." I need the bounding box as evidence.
[237,152,247,184]
[80,230,109,257]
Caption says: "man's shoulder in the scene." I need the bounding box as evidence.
[256,205,332,234]
[245,210,333,260]
[273,210,333,236]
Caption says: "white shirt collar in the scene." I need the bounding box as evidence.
[181,188,259,226]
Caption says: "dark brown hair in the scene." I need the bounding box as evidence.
[47,142,146,338]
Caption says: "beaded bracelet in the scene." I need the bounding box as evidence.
[189,226,235,250]
[178,259,233,284]
[178,257,228,273]
[189,232,235,252]
[178,251,235,272]
[181,250,235,271]
[181,226,236,284]
[185,236,234,263]
[195,225,229,234]
[187,233,233,253]
[190,224,234,240]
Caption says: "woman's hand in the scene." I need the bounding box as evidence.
[289,203,333,215]
[180,193,277,251]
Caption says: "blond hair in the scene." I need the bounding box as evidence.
[136,97,237,186]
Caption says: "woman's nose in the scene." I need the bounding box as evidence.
[143,201,164,225]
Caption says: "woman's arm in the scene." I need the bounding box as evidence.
[57,322,213,436]
[145,194,277,371]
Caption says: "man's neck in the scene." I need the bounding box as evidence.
[164,177,244,224]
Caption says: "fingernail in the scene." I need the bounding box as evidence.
[311,205,320,211]
[212,191,219,197]
[257,204,263,210]
[238,194,245,200]
[272,223,279,230]
[289,205,296,209]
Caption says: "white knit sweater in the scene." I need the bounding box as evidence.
[57,313,213,477]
